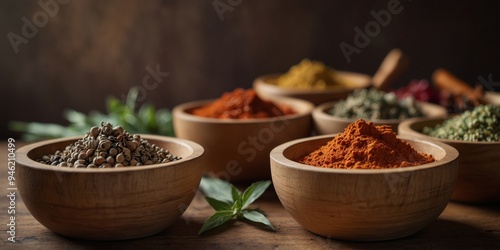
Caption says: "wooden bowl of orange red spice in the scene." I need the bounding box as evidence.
[173,88,314,183]
[253,59,371,106]
[398,108,500,203]
[15,126,204,240]
[270,119,459,241]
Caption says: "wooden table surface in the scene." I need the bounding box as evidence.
[1,141,499,249]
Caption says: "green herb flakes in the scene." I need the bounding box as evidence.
[329,88,423,120]
[422,104,500,142]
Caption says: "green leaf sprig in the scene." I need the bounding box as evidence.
[9,87,174,140]
[198,176,275,235]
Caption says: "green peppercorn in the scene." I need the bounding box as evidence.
[423,104,500,142]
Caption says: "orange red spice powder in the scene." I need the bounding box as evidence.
[191,88,295,119]
[298,119,435,169]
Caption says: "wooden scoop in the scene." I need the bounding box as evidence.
[371,48,409,90]
[432,68,486,105]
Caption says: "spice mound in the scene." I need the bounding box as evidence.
[38,122,181,168]
[191,88,295,119]
[298,119,435,169]
[329,88,423,120]
[422,104,500,142]
[270,59,352,89]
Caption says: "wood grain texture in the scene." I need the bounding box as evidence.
[270,135,459,241]
[172,97,313,183]
[1,142,499,249]
[399,117,500,203]
[14,136,204,240]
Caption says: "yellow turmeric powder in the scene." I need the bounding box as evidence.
[271,59,352,89]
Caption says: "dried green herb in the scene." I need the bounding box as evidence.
[198,176,275,235]
[423,104,500,141]
[329,88,423,119]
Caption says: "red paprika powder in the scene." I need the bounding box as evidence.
[191,88,295,119]
[299,119,435,169]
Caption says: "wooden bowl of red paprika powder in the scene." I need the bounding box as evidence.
[173,88,314,183]
[270,120,459,241]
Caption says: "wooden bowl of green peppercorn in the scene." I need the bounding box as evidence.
[399,115,500,203]
[15,135,204,240]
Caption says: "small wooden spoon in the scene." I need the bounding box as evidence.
[432,68,486,105]
[371,48,409,90]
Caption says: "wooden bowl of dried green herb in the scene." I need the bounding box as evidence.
[399,104,500,203]
[15,133,204,240]
[312,88,447,135]
[270,120,459,241]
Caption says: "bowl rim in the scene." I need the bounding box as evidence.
[312,100,447,124]
[270,134,459,174]
[399,116,500,145]
[15,134,204,173]
[253,71,372,94]
[172,96,314,124]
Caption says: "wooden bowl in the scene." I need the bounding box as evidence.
[173,96,313,183]
[270,135,459,241]
[15,135,204,240]
[484,91,500,105]
[253,72,371,106]
[312,101,447,135]
[399,117,500,203]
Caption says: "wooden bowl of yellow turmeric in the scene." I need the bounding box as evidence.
[270,120,459,241]
[253,59,371,106]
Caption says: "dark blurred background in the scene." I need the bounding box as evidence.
[2,0,500,139]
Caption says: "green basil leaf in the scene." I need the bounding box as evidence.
[198,210,234,235]
[106,96,126,116]
[125,87,139,111]
[9,86,176,140]
[199,176,233,203]
[231,184,241,204]
[156,110,174,136]
[242,210,275,231]
[205,197,232,211]
[64,109,89,127]
[138,103,158,133]
[241,180,271,210]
